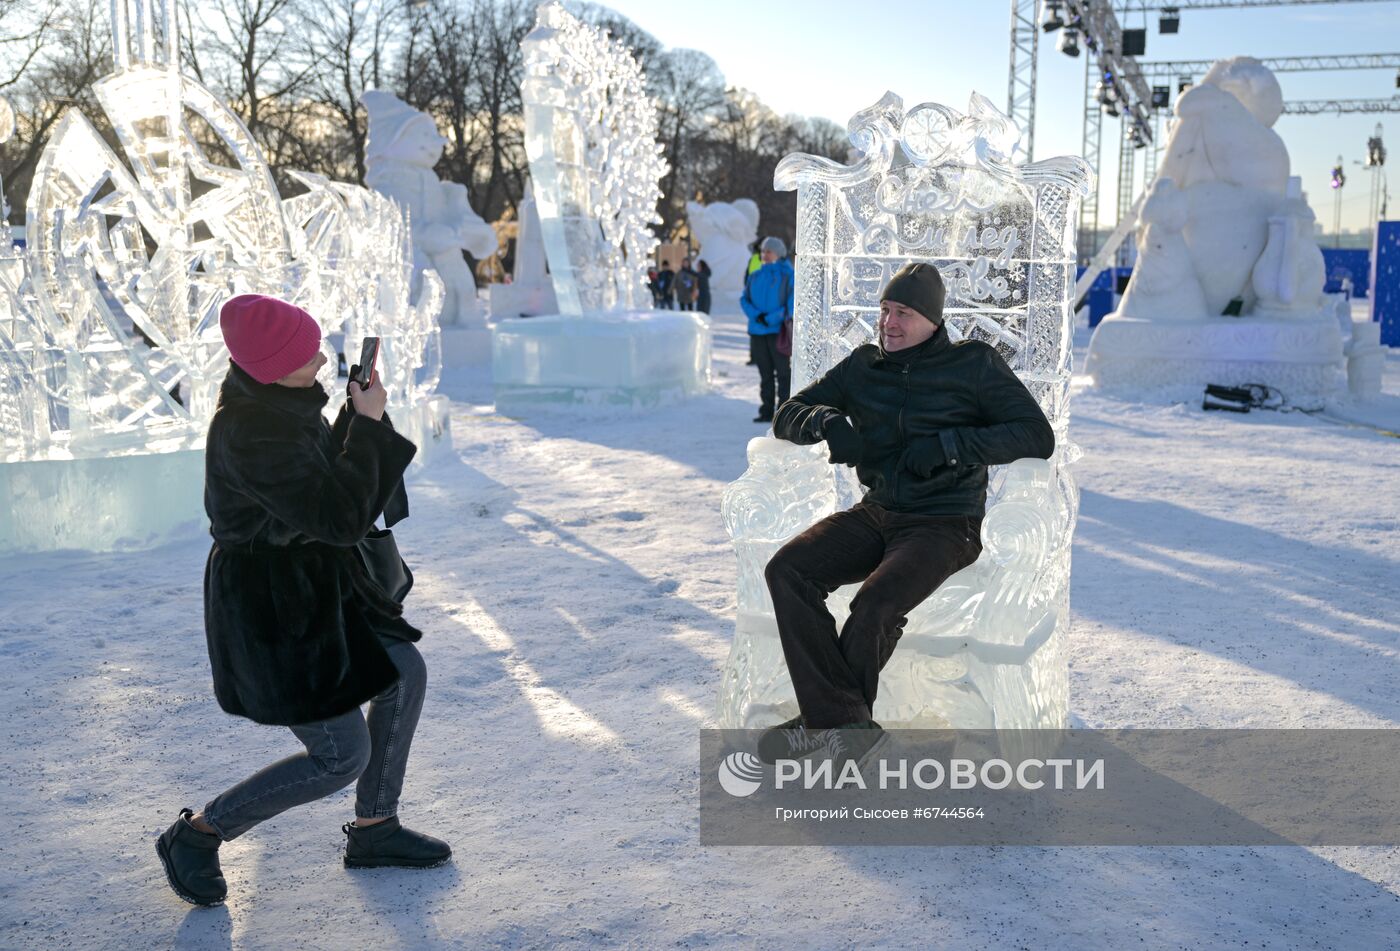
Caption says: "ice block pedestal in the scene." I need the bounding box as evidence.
[394,394,454,467]
[439,325,494,368]
[492,310,710,414]
[1085,313,1346,404]
[0,446,206,555]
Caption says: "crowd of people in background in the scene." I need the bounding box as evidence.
[648,235,795,425]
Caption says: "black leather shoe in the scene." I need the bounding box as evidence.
[343,817,451,869]
[753,414,773,424]
[757,715,830,764]
[156,809,227,906]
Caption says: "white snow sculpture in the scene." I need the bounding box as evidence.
[492,2,710,412]
[1086,57,1344,401]
[686,198,759,311]
[0,1,447,553]
[717,92,1093,731]
[488,178,559,319]
[363,90,498,329]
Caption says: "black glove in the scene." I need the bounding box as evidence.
[754,311,769,326]
[823,417,864,467]
[899,435,948,478]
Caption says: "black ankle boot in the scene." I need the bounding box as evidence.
[156,809,227,906]
[343,817,451,869]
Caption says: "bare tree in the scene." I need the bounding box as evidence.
[295,0,404,183]
[178,0,325,183]
[650,48,726,235]
[0,0,110,223]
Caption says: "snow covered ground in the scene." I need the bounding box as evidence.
[2,310,1399,949]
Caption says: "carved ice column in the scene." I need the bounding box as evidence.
[490,2,710,413]
[489,178,560,319]
[716,92,1092,731]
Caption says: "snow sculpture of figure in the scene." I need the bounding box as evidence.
[716,91,1093,731]
[363,90,498,329]
[686,198,760,311]
[489,178,559,319]
[0,1,448,553]
[1114,178,1209,321]
[492,2,710,411]
[1087,57,1344,400]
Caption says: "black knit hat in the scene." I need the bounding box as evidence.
[880,263,946,325]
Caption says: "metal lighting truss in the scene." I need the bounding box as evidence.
[1114,0,1391,8]
[1136,52,1400,80]
[1008,0,1041,160]
[1282,96,1400,114]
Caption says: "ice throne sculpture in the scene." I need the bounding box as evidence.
[716,92,1092,731]
[491,2,710,412]
[0,0,444,553]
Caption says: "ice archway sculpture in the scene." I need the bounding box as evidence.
[490,2,710,412]
[716,92,1093,730]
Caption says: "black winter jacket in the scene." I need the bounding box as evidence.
[203,363,419,726]
[773,325,1055,516]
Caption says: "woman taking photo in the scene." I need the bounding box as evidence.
[157,295,449,907]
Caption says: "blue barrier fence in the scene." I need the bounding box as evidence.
[1322,249,1370,299]
[1374,221,1400,347]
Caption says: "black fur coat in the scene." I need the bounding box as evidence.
[203,363,419,726]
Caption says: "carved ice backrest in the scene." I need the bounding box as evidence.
[521,2,667,316]
[777,93,1092,439]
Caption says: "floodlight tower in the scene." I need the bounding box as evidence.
[1365,123,1386,230]
[1331,156,1347,246]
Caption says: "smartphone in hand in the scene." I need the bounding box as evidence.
[350,336,380,389]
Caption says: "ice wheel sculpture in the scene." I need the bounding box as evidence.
[716,92,1093,731]
[23,1,307,447]
[0,0,448,552]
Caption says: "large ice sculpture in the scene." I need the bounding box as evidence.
[488,178,559,319]
[686,198,760,313]
[0,1,446,553]
[716,92,1092,731]
[1086,57,1346,402]
[492,2,709,412]
[363,90,498,329]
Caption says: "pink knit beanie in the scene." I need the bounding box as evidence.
[219,295,322,384]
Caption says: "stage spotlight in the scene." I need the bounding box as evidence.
[1159,6,1180,34]
[1178,76,1193,94]
[1331,161,1346,190]
[1040,1,1065,32]
[1057,26,1080,57]
[1151,86,1171,109]
[1122,28,1146,57]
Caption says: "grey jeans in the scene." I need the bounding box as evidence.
[202,639,427,841]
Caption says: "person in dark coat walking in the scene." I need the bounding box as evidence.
[156,295,450,908]
[756,264,1055,767]
[675,256,700,311]
[656,259,675,309]
[696,259,713,314]
[740,236,794,423]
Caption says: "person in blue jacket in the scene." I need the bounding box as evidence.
[740,236,795,423]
